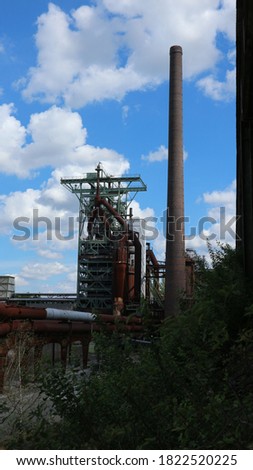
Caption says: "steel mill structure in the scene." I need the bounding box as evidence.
[61,164,147,315]
[0,45,196,394]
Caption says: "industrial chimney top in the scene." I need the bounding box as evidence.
[170,45,183,55]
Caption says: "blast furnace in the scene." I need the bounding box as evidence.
[61,164,147,315]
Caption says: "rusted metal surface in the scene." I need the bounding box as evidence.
[0,323,12,336]
[0,304,47,320]
[0,304,142,323]
[61,165,147,312]
[0,302,144,393]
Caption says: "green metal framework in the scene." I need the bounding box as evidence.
[61,165,146,311]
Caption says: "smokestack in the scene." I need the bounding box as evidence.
[165,45,186,316]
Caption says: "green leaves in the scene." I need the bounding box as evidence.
[4,244,253,449]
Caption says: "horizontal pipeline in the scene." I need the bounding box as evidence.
[7,319,143,334]
[0,304,142,324]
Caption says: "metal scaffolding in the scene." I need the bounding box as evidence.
[61,164,146,312]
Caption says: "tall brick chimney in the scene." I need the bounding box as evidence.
[165,45,186,316]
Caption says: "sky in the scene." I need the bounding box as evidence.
[0,0,236,293]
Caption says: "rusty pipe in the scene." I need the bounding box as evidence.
[8,319,143,334]
[146,247,160,267]
[0,305,95,322]
[0,304,142,324]
[0,323,12,336]
[95,196,128,232]
[0,305,47,320]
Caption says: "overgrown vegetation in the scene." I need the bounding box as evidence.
[2,244,253,449]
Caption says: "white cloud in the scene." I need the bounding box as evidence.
[19,0,236,106]
[197,45,236,101]
[11,260,76,291]
[0,104,27,176]
[142,145,167,162]
[203,180,236,209]
[227,48,236,65]
[142,179,236,262]
[0,188,41,233]
[142,145,188,162]
[20,261,70,281]
[37,249,63,260]
[0,103,129,178]
[186,180,237,255]
[13,275,30,288]
[153,230,166,261]
[130,200,155,220]
[216,0,236,41]
[122,105,129,124]
[0,102,131,270]
[197,66,235,101]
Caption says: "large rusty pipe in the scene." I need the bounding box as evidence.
[127,264,135,301]
[9,319,143,334]
[96,196,128,232]
[32,320,95,333]
[146,248,160,267]
[95,195,142,307]
[0,305,95,322]
[165,45,186,316]
[113,244,128,300]
[0,305,46,319]
[0,323,12,336]
[0,304,142,324]
[133,232,142,302]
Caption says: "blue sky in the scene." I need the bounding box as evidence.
[0,0,236,293]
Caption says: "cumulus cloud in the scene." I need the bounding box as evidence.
[0,103,131,266]
[152,230,166,261]
[0,104,27,176]
[141,145,188,162]
[18,0,236,106]
[130,200,155,220]
[186,180,237,256]
[197,66,236,101]
[0,103,129,178]
[197,44,236,101]
[9,260,76,294]
[142,145,167,162]
[203,180,236,208]
[148,179,237,263]
[20,261,70,281]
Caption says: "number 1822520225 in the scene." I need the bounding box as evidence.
[158,454,237,466]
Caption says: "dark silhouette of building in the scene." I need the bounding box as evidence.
[236,0,253,279]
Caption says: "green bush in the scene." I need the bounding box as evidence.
[6,244,253,449]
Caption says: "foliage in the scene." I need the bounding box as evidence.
[5,244,253,449]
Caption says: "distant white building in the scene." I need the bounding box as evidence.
[0,276,15,298]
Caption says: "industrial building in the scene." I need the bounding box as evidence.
[61,164,147,315]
